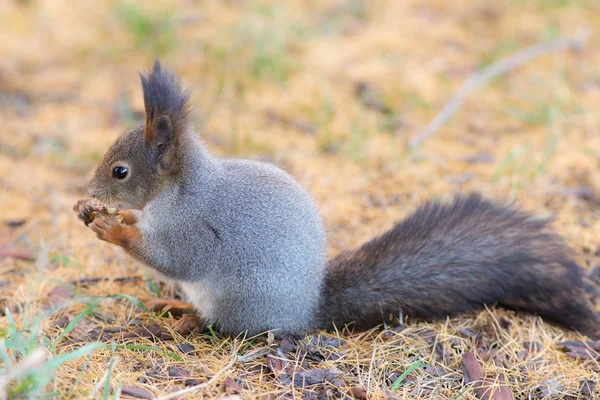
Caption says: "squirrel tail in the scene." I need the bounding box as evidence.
[317,194,599,337]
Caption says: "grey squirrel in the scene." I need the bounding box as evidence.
[73,60,599,338]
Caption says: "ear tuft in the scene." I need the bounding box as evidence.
[155,115,173,146]
[140,59,191,146]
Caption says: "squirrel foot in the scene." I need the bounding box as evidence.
[172,314,206,336]
[145,298,194,318]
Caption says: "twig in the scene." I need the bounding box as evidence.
[156,342,238,400]
[409,30,589,149]
[69,276,143,286]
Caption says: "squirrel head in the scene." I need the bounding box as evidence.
[87,60,191,210]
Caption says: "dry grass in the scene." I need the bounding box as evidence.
[1,0,599,398]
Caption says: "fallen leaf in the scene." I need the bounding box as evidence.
[292,368,341,388]
[266,353,292,386]
[477,346,499,362]
[122,323,166,340]
[462,352,513,400]
[306,335,345,348]
[47,285,75,308]
[384,389,402,400]
[434,342,453,365]
[51,316,70,331]
[69,317,99,343]
[499,318,511,331]
[462,352,484,383]
[349,387,368,399]
[493,375,514,400]
[522,341,541,353]
[425,365,447,377]
[579,379,595,396]
[103,326,127,333]
[382,324,406,339]
[411,328,437,345]
[300,344,327,362]
[238,347,270,363]
[277,335,300,353]
[540,378,563,397]
[120,385,154,399]
[224,376,243,394]
[520,358,543,374]
[558,340,600,352]
[457,328,477,338]
[167,366,201,386]
[557,340,600,360]
[461,152,495,164]
[177,343,195,355]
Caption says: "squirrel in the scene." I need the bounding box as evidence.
[73,60,599,338]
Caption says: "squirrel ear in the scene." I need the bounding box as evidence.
[140,59,190,147]
[154,115,173,146]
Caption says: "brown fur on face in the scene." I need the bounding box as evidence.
[87,60,192,210]
[88,126,155,209]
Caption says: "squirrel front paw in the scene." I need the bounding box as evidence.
[89,213,122,244]
[73,198,105,227]
[89,212,140,249]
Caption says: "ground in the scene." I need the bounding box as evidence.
[0,0,599,399]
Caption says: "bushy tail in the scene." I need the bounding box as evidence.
[317,194,599,336]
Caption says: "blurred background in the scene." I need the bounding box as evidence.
[1,0,600,284]
[1,1,600,397]
[2,0,600,255]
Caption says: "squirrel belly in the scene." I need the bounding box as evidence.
[78,60,600,338]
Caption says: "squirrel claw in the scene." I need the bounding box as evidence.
[73,198,105,227]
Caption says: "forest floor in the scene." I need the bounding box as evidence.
[1,0,599,398]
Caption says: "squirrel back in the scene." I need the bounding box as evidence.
[78,60,599,338]
[318,195,599,336]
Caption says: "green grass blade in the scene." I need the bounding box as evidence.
[54,300,101,345]
[114,344,182,361]
[390,360,426,391]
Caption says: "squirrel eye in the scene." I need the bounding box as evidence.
[112,166,129,180]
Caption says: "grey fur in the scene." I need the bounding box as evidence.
[82,61,599,338]
[138,152,326,335]
[89,118,326,335]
